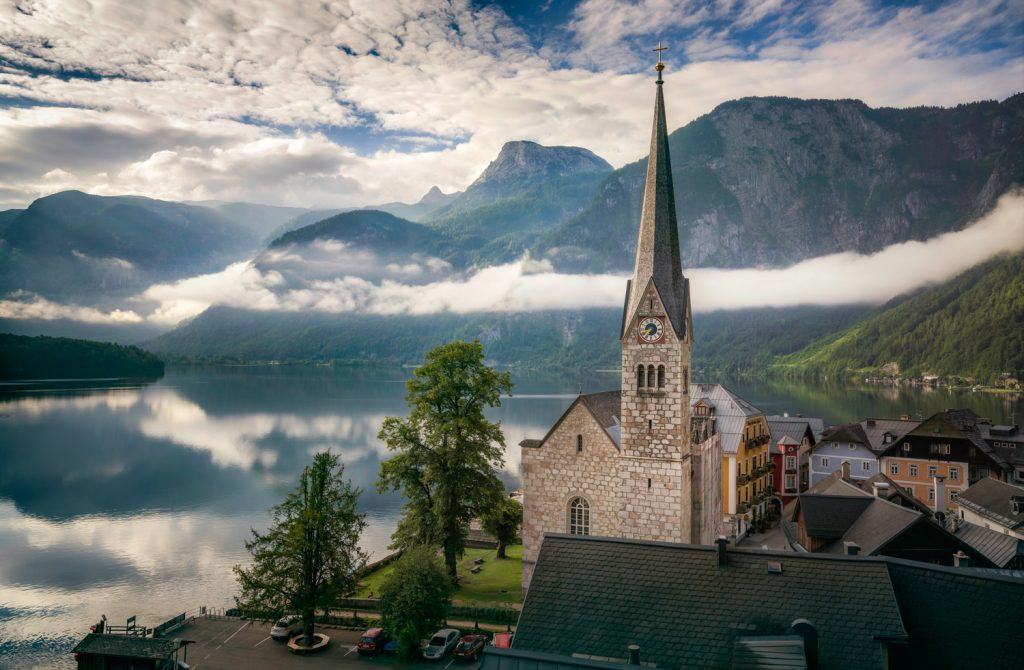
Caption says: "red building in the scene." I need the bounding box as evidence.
[766,416,823,505]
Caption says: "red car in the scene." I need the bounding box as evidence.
[357,628,390,655]
[453,634,488,662]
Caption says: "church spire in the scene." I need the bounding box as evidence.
[624,44,687,336]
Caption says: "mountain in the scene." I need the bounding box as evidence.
[0,191,261,300]
[0,332,164,380]
[538,95,1024,271]
[424,141,613,264]
[269,209,452,258]
[775,253,1024,381]
[192,201,310,239]
[147,302,873,375]
[372,185,461,222]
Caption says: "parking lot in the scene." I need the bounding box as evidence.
[175,617,484,670]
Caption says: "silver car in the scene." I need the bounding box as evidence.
[421,628,461,660]
[270,614,303,641]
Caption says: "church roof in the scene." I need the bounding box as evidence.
[623,69,687,337]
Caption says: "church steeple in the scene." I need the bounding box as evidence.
[623,45,688,337]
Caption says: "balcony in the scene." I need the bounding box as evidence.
[753,467,766,478]
[737,474,750,486]
[737,502,749,514]
[767,462,777,472]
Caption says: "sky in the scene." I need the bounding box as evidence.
[1,0,1022,210]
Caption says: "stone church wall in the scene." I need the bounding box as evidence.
[520,403,621,590]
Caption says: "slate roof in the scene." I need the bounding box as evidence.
[623,74,687,337]
[690,384,763,455]
[816,422,870,448]
[517,535,1024,670]
[529,390,623,450]
[954,520,1024,567]
[956,477,1024,530]
[885,410,1005,466]
[71,634,180,659]
[765,417,815,454]
[859,418,919,454]
[855,473,932,514]
[515,535,906,670]
[796,494,873,539]
[828,496,920,556]
[885,559,1024,668]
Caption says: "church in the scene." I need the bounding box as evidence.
[520,54,704,589]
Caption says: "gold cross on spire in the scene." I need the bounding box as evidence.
[653,41,667,82]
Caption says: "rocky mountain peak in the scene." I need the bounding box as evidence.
[418,185,453,205]
[471,140,612,189]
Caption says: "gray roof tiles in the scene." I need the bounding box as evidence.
[954,521,1024,567]
[956,477,1024,530]
[71,634,179,660]
[515,535,907,670]
[859,418,919,454]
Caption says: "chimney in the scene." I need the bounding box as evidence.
[841,461,851,479]
[627,645,641,665]
[1011,496,1024,515]
[933,476,947,514]
[843,541,860,556]
[872,482,890,499]
[953,551,970,568]
[715,536,729,566]
[791,619,819,670]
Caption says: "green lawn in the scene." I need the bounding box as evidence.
[355,545,522,605]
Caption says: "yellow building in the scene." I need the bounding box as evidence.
[691,384,771,539]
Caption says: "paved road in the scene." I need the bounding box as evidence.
[176,618,483,670]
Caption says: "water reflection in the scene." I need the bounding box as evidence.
[0,366,1018,669]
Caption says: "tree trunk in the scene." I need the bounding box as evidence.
[496,539,506,559]
[444,544,458,579]
[302,609,315,647]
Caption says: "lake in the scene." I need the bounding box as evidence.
[1,365,1021,669]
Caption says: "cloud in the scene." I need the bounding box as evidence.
[0,292,143,323]
[29,189,991,324]
[0,0,1020,208]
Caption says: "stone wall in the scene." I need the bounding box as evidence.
[520,402,621,590]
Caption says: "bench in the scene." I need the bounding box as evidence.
[470,566,482,574]
[473,558,485,565]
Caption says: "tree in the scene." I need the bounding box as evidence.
[379,546,453,660]
[377,340,512,577]
[481,496,522,559]
[235,452,366,647]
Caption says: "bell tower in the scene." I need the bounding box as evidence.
[619,45,693,462]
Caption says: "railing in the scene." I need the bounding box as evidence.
[737,474,750,485]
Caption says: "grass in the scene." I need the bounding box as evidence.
[355,545,522,606]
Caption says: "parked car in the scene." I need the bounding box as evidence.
[453,634,488,661]
[383,640,398,655]
[270,614,303,641]
[421,628,461,660]
[357,628,391,655]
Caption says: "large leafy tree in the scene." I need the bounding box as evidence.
[379,546,453,660]
[481,496,522,559]
[377,340,512,577]
[235,452,366,646]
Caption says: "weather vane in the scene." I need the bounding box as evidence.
[653,41,667,82]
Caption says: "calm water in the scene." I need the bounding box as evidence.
[0,366,1020,669]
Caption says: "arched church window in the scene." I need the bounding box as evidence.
[636,364,645,388]
[657,365,665,388]
[568,497,590,535]
[576,434,583,453]
[647,365,656,388]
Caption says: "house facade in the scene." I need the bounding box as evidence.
[692,385,771,538]
[879,410,1007,511]
[807,423,878,487]
[766,416,821,502]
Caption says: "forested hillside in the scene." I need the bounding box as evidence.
[775,253,1024,381]
[0,333,165,380]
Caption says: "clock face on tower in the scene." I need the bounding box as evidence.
[637,316,665,343]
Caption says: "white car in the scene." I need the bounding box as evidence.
[270,614,303,641]
[421,628,461,660]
